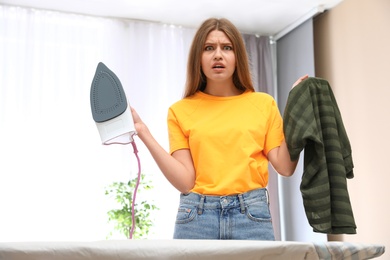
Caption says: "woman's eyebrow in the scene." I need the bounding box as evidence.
[204,41,232,45]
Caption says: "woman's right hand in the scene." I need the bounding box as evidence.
[130,106,195,193]
[130,107,148,136]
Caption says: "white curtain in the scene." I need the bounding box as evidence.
[243,34,274,95]
[0,4,276,241]
[0,4,195,241]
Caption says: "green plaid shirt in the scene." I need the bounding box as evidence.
[283,77,357,234]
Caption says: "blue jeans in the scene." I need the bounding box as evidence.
[173,188,275,240]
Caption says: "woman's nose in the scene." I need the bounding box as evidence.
[214,47,222,60]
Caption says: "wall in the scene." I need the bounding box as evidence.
[314,0,390,256]
[276,19,326,243]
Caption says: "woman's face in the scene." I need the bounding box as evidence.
[201,30,236,84]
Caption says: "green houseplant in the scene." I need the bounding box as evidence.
[105,175,158,239]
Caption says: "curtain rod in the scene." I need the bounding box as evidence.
[270,5,325,43]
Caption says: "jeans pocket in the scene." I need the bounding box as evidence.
[175,206,197,224]
[246,200,272,222]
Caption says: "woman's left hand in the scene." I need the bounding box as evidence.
[292,74,309,88]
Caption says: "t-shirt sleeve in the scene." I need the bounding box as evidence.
[167,106,189,154]
[263,98,284,155]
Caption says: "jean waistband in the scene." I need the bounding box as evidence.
[179,188,269,214]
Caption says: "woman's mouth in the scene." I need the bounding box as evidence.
[212,63,225,70]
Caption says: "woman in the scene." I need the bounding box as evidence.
[131,18,307,240]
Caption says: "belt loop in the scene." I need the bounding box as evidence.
[197,195,205,215]
[238,194,245,214]
[265,188,269,205]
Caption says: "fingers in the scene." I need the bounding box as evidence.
[300,74,309,80]
[292,74,309,88]
[130,106,141,123]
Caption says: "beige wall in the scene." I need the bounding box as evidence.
[314,0,390,256]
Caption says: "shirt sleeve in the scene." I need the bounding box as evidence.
[263,98,284,155]
[167,106,189,154]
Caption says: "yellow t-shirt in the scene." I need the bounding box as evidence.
[168,90,284,195]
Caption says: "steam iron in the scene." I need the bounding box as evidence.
[90,62,136,144]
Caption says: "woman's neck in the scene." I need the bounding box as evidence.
[203,81,242,97]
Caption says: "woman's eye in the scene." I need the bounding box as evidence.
[224,46,233,51]
[205,46,214,51]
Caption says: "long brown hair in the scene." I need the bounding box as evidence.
[183,18,255,98]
